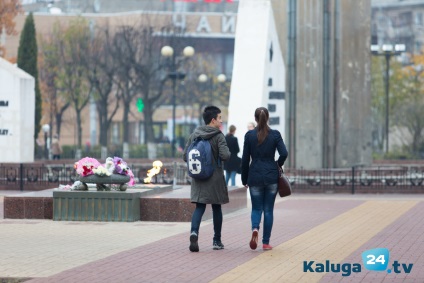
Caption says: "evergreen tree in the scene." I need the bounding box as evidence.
[17,13,42,149]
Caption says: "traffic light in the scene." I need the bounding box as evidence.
[136,98,144,113]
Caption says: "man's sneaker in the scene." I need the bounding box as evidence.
[213,241,224,250]
[189,232,199,252]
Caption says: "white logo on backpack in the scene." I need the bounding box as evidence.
[186,137,216,180]
[188,149,202,174]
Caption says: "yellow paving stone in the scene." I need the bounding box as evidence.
[211,200,418,283]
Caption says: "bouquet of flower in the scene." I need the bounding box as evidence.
[73,156,135,186]
[112,156,135,186]
[74,157,101,177]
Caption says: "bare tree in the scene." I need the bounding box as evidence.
[0,0,23,58]
[110,17,178,144]
[55,18,91,148]
[180,55,230,125]
[86,24,120,146]
[38,24,71,139]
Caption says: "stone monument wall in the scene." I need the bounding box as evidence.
[0,57,35,163]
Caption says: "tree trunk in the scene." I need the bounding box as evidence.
[122,100,131,143]
[143,101,155,143]
[76,109,83,148]
[97,101,108,146]
[55,103,69,138]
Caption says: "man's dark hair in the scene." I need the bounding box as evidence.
[203,106,221,125]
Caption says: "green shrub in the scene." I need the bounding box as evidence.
[129,144,148,158]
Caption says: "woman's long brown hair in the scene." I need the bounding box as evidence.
[254,107,270,145]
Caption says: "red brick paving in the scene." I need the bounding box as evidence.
[26,199,363,283]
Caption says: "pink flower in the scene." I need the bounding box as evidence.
[75,157,101,177]
[127,168,135,186]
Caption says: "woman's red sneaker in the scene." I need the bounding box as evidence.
[263,244,273,250]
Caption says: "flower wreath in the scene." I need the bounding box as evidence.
[74,156,135,186]
[74,157,101,177]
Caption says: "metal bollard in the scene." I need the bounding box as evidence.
[173,161,177,188]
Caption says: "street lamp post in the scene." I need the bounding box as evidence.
[161,45,195,157]
[42,124,50,160]
[371,43,406,153]
[198,73,227,105]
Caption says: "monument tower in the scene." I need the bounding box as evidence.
[229,0,372,169]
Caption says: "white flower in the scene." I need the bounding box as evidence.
[104,157,115,174]
[93,165,112,176]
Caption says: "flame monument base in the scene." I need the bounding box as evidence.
[53,190,142,222]
[4,185,247,222]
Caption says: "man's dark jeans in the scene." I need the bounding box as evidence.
[191,203,222,242]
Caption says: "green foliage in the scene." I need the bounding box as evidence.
[390,55,424,156]
[61,145,78,159]
[156,144,173,158]
[17,13,42,143]
[371,53,424,158]
[129,144,148,158]
[383,149,412,160]
[59,143,177,159]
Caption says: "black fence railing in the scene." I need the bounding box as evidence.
[0,162,190,191]
[285,165,424,194]
[1,163,424,193]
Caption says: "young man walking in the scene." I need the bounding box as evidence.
[183,106,231,252]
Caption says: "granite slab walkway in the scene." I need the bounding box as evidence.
[0,193,423,283]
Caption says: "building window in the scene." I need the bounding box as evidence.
[128,122,138,144]
[415,12,423,26]
[415,41,422,53]
[111,123,121,145]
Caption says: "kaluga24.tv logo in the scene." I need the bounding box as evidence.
[303,248,413,277]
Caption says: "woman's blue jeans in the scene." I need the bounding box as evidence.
[225,170,237,186]
[249,183,278,245]
[191,203,222,242]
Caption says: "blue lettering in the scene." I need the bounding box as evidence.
[402,263,413,273]
[316,263,324,272]
[330,263,340,273]
[393,261,401,273]
[303,261,362,276]
[303,261,314,272]
[0,100,8,107]
[352,263,361,273]
[341,263,351,276]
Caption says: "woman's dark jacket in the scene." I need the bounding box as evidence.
[241,128,288,186]
[224,133,240,172]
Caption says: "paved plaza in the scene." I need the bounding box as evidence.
[0,190,423,283]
